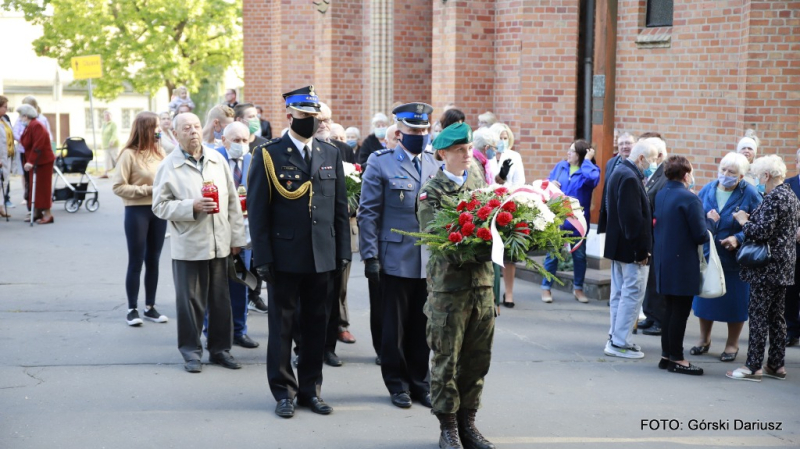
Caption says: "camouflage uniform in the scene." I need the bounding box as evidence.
[417,168,495,415]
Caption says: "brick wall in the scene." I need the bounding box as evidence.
[392,0,433,109]
[615,0,800,184]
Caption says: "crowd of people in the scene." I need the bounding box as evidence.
[3,84,800,448]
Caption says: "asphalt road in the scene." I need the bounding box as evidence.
[1,175,798,449]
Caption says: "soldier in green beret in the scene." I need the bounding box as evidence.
[416,122,496,449]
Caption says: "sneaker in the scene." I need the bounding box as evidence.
[5,200,13,208]
[248,297,268,314]
[604,340,644,359]
[143,307,168,323]
[127,309,143,326]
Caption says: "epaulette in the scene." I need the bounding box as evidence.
[254,137,281,153]
[375,148,393,156]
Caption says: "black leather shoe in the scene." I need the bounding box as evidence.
[275,399,295,418]
[209,352,242,370]
[412,392,432,408]
[297,396,333,415]
[637,319,654,329]
[184,360,202,373]
[390,392,412,408]
[234,334,260,348]
[668,361,704,376]
[658,358,669,370]
[643,325,662,336]
[324,351,343,367]
[375,356,381,365]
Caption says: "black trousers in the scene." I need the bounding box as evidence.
[248,251,262,302]
[292,269,342,354]
[660,295,694,361]
[172,258,233,362]
[369,278,383,357]
[643,264,665,326]
[380,274,430,396]
[267,271,333,402]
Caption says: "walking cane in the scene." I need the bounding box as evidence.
[0,169,7,222]
[30,165,36,227]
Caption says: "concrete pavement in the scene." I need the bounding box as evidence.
[1,175,798,449]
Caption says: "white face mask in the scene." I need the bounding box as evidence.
[228,142,245,159]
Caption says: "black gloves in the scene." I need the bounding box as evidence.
[256,263,276,285]
[364,258,381,282]
[337,259,351,276]
[498,159,513,180]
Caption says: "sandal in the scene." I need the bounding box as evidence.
[726,367,762,382]
[763,366,787,380]
[689,343,710,355]
[720,349,738,362]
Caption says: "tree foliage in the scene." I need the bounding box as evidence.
[4,0,243,100]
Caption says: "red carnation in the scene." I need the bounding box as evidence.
[459,212,474,226]
[462,222,476,237]
[449,232,463,243]
[541,180,549,190]
[521,229,531,235]
[445,223,453,230]
[477,227,492,241]
[515,222,529,229]
[466,200,480,211]
[487,199,502,209]
[497,211,513,227]
[502,202,517,212]
[456,201,468,212]
[477,206,493,221]
[494,187,509,196]
[354,163,362,173]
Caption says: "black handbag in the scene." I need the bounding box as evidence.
[736,240,771,268]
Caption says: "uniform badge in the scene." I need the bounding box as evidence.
[419,192,427,201]
[416,104,424,113]
[286,180,293,189]
[399,191,405,202]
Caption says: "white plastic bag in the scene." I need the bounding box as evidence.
[699,230,726,298]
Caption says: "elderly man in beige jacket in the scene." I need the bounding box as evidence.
[152,113,247,373]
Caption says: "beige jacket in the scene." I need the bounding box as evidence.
[152,145,246,261]
[112,149,163,206]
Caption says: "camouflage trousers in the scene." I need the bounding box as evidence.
[424,287,495,414]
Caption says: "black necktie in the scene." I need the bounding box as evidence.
[413,156,421,176]
[303,145,311,167]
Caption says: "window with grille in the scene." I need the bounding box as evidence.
[85,108,106,130]
[122,109,132,129]
[646,0,673,27]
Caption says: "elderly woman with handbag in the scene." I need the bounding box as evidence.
[728,155,800,382]
[691,153,762,362]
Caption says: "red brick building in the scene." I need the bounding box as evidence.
[244,0,800,212]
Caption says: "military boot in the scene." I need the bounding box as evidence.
[457,409,495,449]
[436,413,462,449]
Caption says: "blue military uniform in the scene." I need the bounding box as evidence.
[358,102,440,406]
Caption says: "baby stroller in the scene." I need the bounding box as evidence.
[53,137,100,213]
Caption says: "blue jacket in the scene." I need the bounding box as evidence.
[696,179,762,271]
[548,159,600,236]
[215,146,252,190]
[357,146,442,279]
[653,181,711,296]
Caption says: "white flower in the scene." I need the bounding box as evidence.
[342,162,357,177]
[533,216,548,231]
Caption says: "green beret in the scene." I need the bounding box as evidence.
[432,122,473,150]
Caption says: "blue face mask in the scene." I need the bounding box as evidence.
[346,139,358,148]
[643,162,658,178]
[485,147,496,159]
[757,182,766,194]
[718,174,738,188]
[497,140,506,153]
[400,133,430,155]
[687,175,695,190]
[374,127,387,139]
[213,130,223,140]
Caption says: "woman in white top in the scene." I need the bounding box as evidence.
[489,123,526,308]
[159,111,179,154]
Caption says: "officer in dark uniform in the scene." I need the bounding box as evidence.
[247,86,350,418]
[358,102,440,409]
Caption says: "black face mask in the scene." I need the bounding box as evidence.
[291,116,320,139]
[401,133,430,155]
